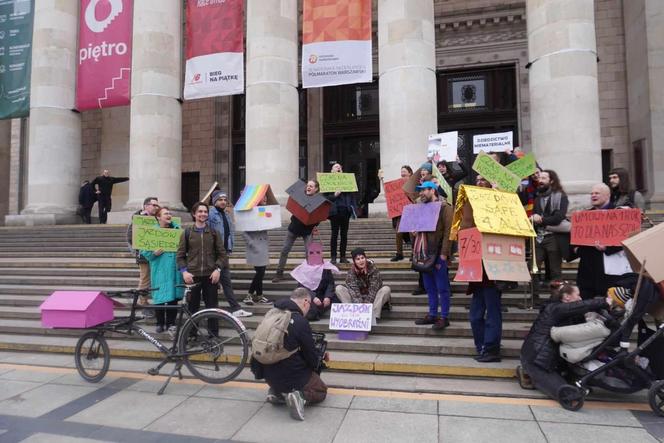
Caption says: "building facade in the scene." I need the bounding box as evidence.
[1,0,663,225]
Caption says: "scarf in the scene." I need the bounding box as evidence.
[290,260,340,290]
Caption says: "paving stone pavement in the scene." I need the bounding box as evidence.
[0,365,662,443]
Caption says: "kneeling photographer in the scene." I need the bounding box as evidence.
[250,288,328,421]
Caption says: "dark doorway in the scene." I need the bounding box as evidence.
[181,172,200,213]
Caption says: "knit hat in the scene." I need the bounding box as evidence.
[211,190,227,205]
[419,162,433,173]
[351,247,366,260]
[607,286,633,308]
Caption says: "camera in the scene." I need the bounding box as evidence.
[312,332,328,374]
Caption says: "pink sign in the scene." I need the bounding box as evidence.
[76,0,133,110]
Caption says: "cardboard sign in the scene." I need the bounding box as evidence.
[133,225,183,252]
[285,180,331,225]
[455,228,483,282]
[317,172,358,193]
[384,178,410,219]
[622,222,664,283]
[235,184,278,211]
[472,151,521,192]
[452,185,535,239]
[398,202,442,233]
[329,303,373,332]
[481,233,530,282]
[506,153,537,179]
[427,131,458,163]
[132,215,182,226]
[430,162,454,205]
[234,205,282,232]
[473,131,513,153]
[570,208,641,247]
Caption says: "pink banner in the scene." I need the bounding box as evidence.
[76,0,133,110]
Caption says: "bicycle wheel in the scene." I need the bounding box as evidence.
[178,310,249,384]
[74,331,110,383]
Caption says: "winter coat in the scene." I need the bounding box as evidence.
[287,215,317,237]
[243,230,269,267]
[140,222,184,304]
[208,206,235,253]
[611,189,646,211]
[415,200,454,260]
[326,192,357,218]
[520,297,608,371]
[251,298,319,393]
[78,182,96,209]
[297,269,338,321]
[343,261,383,303]
[176,225,228,277]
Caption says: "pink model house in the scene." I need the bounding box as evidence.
[40,291,123,329]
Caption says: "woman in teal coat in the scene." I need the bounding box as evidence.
[140,207,184,333]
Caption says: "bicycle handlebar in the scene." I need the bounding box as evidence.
[106,288,159,298]
[175,283,201,289]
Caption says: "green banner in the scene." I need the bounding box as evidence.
[506,153,537,179]
[132,215,181,227]
[472,151,521,192]
[430,162,454,205]
[0,0,34,119]
[134,225,183,252]
[317,172,358,193]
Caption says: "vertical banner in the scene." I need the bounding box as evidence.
[76,0,133,110]
[302,0,372,89]
[0,0,34,119]
[184,0,244,100]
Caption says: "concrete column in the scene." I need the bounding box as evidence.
[374,0,437,215]
[13,1,81,225]
[307,88,324,178]
[0,120,10,225]
[527,0,602,206]
[7,119,25,216]
[245,0,299,202]
[101,107,130,222]
[126,0,183,211]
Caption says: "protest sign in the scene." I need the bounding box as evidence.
[329,303,373,332]
[506,153,537,179]
[430,162,454,205]
[472,151,521,192]
[235,184,278,211]
[452,185,535,239]
[427,131,458,163]
[234,205,282,231]
[398,202,441,233]
[570,208,641,247]
[132,215,181,227]
[317,172,358,193]
[455,228,483,282]
[384,178,410,219]
[285,180,331,225]
[473,131,513,153]
[133,226,183,252]
[622,223,664,283]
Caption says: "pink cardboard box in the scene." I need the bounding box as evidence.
[40,291,123,329]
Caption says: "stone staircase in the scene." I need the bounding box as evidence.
[0,214,661,384]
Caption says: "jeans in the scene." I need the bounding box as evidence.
[155,299,178,327]
[249,266,266,296]
[219,266,241,311]
[189,276,219,336]
[469,286,503,354]
[422,257,451,318]
[277,231,312,272]
[98,195,111,224]
[329,214,350,259]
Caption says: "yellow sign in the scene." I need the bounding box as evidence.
[452,185,535,238]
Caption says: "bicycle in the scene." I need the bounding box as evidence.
[74,285,250,395]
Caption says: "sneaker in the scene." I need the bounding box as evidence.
[431,318,449,330]
[155,325,165,333]
[266,388,286,405]
[232,309,253,318]
[255,296,272,304]
[414,315,436,325]
[339,257,350,264]
[272,272,284,283]
[286,390,305,421]
[390,254,404,262]
[243,295,255,305]
[411,287,427,295]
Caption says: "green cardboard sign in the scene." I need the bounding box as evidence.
[134,226,183,252]
[506,153,537,179]
[430,162,454,205]
[317,172,358,193]
[132,215,181,226]
[0,0,34,119]
[472,151,521,192]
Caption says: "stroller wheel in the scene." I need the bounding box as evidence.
[516,365,535,390]
[558,385,585,412]
[648,380,664,417]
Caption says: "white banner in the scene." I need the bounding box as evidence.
[234,205,282,232]
[302,40,372,88]
[473,131,514,153]
[329,303,373,332]
[184,52,244,100]
[428,131,458,162]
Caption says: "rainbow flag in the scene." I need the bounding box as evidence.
[235,184,269,211]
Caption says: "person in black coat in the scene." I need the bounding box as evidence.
[91,169,129,224]
[78,180,96,224]
[520,284,611,409]
[298,269,338,321]
[325,163,357,264]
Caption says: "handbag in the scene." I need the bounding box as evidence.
[545,218,571,233]
[411,233,436,273]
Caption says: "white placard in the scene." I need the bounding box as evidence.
[234,205,282,232]
[603,250,633,276]
[473,131,513,153]
[329,303,373,332]
[427,131,458,162]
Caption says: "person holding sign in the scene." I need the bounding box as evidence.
[325,163,357,264]
[335,248,391,325]
[126,197,159,308]
[382,165,413,262]
[140,207,184,334]
[242,194,272,306]
[412,182,455,330]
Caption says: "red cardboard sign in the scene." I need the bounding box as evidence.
[384,178,409,219]
[455,228,483,282]
[571,208,642,247]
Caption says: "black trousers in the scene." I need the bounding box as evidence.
[329,214,350,259]
[249,266,266,296]
[189,276,219,335]
[155,299,178,327]
[98,195,112,224]
[81,207,92,224]
[521,359,568,401]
